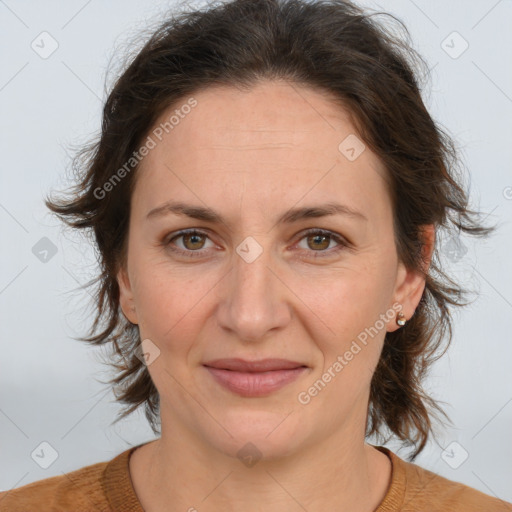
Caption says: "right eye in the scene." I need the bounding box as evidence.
[165,229,216,258]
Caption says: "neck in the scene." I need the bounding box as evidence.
[130,417,392,512]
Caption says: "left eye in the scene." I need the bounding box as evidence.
[297,229,343,252]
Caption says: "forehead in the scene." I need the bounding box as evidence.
[132,80,391,225]
[157,80,357,149]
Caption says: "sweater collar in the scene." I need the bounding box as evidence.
[102,443,145,511]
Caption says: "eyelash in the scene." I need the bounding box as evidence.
[163,228,350,259]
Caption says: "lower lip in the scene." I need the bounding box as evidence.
[204,366,308,397]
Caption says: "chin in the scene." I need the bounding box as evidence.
[203,408,309,463]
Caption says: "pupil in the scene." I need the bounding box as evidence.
[309,234,329,250]
[186,233,203,249]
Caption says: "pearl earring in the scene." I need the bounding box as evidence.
[396,311,406,326]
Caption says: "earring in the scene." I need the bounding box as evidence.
[396,311,406,327]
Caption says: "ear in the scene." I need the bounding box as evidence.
[387,224,435,332]
[117,265,139,325]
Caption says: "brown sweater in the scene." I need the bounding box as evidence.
[1,444,510,511]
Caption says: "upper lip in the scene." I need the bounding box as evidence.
[203,358,307,372]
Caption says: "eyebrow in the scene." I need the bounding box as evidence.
[146,200,367,225]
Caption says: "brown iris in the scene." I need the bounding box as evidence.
[306,233,330,251]
[182,232,206,250]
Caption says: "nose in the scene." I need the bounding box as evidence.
[215,242,291,342]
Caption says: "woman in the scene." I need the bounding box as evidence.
[1,0,510,510]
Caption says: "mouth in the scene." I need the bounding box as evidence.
[202,358,309,397]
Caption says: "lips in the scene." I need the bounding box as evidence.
[203,358,306,372]
[203,358,308,397]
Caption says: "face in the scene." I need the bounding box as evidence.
[117,80,427,460]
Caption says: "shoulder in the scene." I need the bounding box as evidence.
[0,453,118,512]
[379,447,512,511]
[402,462,511,510]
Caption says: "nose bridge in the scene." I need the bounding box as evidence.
[217,238,290,341]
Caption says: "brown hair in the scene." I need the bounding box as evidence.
[46,0,491,460]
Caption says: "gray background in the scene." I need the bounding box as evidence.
[1,0,511,502]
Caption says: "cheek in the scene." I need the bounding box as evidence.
[302,276,390,405]
[304,260,395,335]
[299,258,396,384]
[130,256,220,349]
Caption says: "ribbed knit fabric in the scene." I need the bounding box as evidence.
[1,443,510,511]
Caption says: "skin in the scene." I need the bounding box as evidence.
[117,79,433,512]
